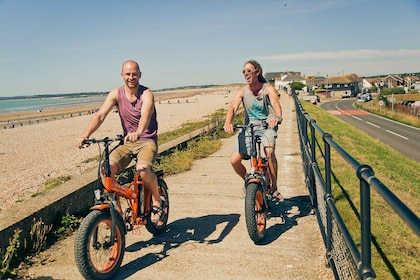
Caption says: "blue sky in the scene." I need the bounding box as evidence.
[0,0,419,97]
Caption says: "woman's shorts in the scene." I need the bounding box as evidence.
[233,127,277,160]
[109,140,157,171]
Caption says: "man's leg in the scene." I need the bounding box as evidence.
[230,152,246,180]
[100,162,135,216]
[264,144,278,190]
[133,141,164,223]
[265,144,283,202]
[137,164,165,225]
[137,164,160,206]
[231,151,247,198]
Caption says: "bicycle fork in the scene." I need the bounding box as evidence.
[245,173,272,219]
[90,190,122,247]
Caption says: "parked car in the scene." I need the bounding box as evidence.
[401,100,415,106]
[302,94,320,104]
[357,94,372,102]
[411,101,420,107]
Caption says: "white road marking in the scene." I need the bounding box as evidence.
[386,130,408,140]
[366,122,380,128]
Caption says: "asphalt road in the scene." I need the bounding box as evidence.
[319,98,420,162]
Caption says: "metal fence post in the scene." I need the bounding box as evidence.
[358,165,376,279]
[324,133,333,264]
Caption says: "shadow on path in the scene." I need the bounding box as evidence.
[115,214,240,279]
[257,195,313,245]
[113,195,312,278]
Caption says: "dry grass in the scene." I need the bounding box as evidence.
[356,100,420,128]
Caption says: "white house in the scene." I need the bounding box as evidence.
[274,73,307,91]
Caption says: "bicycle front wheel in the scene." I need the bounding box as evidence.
[74,210,125,280]
[245,182,266,243]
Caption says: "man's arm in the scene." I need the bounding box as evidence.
[76,89,118,148]
[223,88,243,133]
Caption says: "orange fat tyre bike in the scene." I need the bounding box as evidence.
[234,122,276,244]
[74,135,169,280]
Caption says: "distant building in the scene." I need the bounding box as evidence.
[384,74,404,88]
[306,76,327,92]
[265,72,284,84]
[265,71,302,84]
[265,71,306,91]
[362,78,373,90]
[321,74,361,97]
[274,73,306,91]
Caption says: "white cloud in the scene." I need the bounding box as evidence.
[258,49,420,61]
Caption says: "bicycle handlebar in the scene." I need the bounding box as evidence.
[82,135,125,145]
[233,121,268,131]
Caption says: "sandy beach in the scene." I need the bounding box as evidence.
[0,87,232,127]
[0,86,238,212]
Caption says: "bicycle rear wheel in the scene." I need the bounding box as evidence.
[74,210,125,280]
[146,178,169,235]
[244,182,266,243]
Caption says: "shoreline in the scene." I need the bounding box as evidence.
[0,87,232,127]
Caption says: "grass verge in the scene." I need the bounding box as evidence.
[301,101,420,279]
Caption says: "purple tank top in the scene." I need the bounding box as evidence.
[117,86,158,142]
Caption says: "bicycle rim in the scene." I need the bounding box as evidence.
[91,222,121,271]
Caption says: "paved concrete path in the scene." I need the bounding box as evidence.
[25,95,334,280]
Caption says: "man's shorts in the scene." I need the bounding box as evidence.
[233,127,278,160]
[109,140,157,171]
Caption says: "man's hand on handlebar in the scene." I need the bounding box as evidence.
[76,137,89,149]
[223,123,234,134]
[76,135,125,149]
[267,117,282,128]
[124,132,140,143]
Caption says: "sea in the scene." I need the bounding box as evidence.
[0,94,106,114]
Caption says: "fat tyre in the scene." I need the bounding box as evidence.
[146,179,170,235]
[74,210,125,280]
[244,182,266,243]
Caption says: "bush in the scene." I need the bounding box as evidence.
[379,87,405,98]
